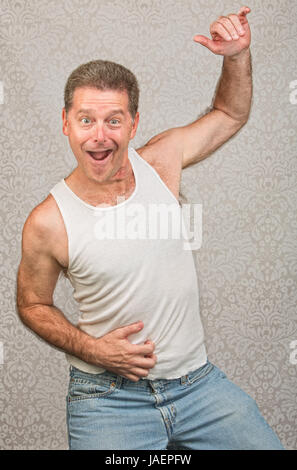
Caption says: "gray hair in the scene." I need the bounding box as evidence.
[64,60,139,119]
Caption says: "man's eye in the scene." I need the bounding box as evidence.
[81,118,91,124]
[110,119,120,125]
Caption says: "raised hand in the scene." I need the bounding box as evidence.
[193,6,251,57]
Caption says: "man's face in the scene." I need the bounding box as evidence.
[62,87,139,184]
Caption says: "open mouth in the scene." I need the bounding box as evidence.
[87,149,113,162]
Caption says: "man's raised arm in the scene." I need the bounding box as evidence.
[143,6,252,169]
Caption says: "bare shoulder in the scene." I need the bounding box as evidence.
[136,128,184,200]
[22,193,68,269]
[17,194,68,311]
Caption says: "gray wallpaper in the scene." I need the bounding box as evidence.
[1,0,296,450]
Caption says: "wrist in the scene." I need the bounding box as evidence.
[78,331,99,365]
[226,47,250,62]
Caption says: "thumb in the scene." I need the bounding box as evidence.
[116,321,144,338]
[193,35,215,51]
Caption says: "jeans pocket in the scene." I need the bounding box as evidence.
[68,376,117,402]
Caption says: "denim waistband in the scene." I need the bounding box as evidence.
[69,359,214,391]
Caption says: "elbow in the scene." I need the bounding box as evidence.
[238,117,249,130]
[16,302,30,326]
[16,293,25,322]
[235,102,252,128]
[16,303,40,333]
[239,108,251,126]
[232,113,250,132]
[16,293,35,327]
[215,107,251,133]
[16,288,27,323]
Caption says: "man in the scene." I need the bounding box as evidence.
[16,6,284,449]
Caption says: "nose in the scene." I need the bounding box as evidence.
[93,122,106,143]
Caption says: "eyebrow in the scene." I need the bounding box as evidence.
[76,108,125,117]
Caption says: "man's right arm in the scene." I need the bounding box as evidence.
[16,204,156,382]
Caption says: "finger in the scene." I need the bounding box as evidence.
[210,21,233,41]
[238,5,251,16]
[134,355,157,369]
[227,13,245,36]
[123,373,141,382]
[143,340,155,355]
[121,367,150,381]
[216,16,240,40]
[144,352,157,362]
[115,321,144,338]
[133,341,155,355]
[144,339,155,347]
[132,367,151,378]
[238,6,251,24]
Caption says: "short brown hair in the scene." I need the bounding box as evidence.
[64,60,139,119]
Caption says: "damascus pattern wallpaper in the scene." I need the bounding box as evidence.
[0,0,296,449]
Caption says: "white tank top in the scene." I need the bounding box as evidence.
[50,147,207,379]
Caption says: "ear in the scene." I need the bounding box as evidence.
[129,112,139,140]
[62,108,69,136]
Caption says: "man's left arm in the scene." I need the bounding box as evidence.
[143,6,252,169]
[182,6,252,168]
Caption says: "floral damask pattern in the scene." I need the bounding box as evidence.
[0,0,296,449]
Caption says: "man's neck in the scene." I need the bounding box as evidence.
[65,161,135,207]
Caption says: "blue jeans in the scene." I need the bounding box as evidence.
[66,360,284,450]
